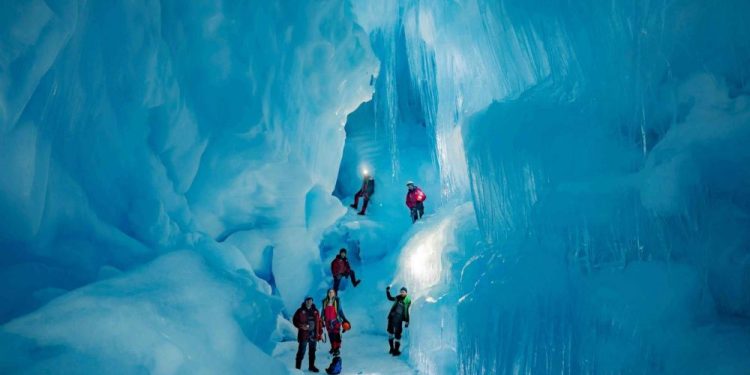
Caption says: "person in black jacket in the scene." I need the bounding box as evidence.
[350,172,375,215]
[386,286,411,356]
[293,297,322,372]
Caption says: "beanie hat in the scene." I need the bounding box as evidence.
[400,287,408,293]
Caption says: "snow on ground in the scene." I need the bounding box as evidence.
[273,333,416,375]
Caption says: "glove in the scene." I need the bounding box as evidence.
[405,322,409,328]
[386,286,391,291]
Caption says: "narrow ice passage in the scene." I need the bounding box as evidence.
[2,0,750,374]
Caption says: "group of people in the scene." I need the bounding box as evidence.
[292,248,412,374]
[349,171,427,223]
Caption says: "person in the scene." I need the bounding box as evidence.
[350,172,375,215]
[331,248,361,292]
[293,297,323,372]
[321,288,349,357]
[405,181,426,223]
[386,286,411,356]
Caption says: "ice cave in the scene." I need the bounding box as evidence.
[1,0,749,374]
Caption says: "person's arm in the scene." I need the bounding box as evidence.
[315,312,323,339]
[404,298,411,324]
[336,298,348,322]
[292,309,304,329]
[386,287,395,301]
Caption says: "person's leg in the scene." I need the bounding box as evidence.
[393,322,404,355]
[417,202,424,219]
[358,197,369,214]
[351,190,362,208]
[387,321,396,354]
[295,340,306,369]
[308,340,318,371]
[331,331,341,355]
[331,321,342,354]
[327,328,336,352]
[348,270,360,286]
[333,276,341,292]
[410,207,418,223]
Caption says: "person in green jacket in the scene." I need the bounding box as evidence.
[385,286,411,356]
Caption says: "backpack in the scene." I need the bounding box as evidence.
[325,356,342,374]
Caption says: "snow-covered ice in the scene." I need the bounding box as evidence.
[2,0,750,374]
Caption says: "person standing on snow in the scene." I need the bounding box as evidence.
[385,286,411,356]
[405,181,426,223]
[293,297,323,372]
[331,248,361,292]
[350,172,375,215]
[321,289,349,357]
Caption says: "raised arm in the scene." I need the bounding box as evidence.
[386,287,395,301]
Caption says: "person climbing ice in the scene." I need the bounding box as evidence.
[350,170,375,215]
[385,286,411,356]
[330,248,361,292]
[293,297,323,372]
[321,289,349,357]
[405,181,426,223]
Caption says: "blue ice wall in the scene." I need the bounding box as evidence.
[457,1,750,374]
[354,0,750,373]
[0,0,377,372]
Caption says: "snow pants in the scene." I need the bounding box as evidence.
[327,320,342,350]
[353,191,370,213]
[296,339,316,368]
[333,271,357,292]
[387,318,404,340]
[410,202,424,223]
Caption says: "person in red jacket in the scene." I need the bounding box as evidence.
[293,297,323,372]
[405,181,426,223]
[350,172,375,215]
[321,289,349,357]
[331,248,361,291]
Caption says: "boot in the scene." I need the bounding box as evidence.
[357,211,365,215]
[295,358,302,369]
[388,339,395,355]
[349,203,357,209]
[353,279,361,287]
[392,341,401,356]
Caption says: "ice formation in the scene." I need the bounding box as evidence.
[2,0,749,374]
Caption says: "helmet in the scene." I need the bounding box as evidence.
[406,181,415,186]
[342,321,351,332]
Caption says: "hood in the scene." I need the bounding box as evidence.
[300,302,317,310]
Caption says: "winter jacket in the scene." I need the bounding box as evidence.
[293,302,323,342]
[405,187,426,209]
[321,296,348,328]
[331,255,352,278]
[386,289,411,323]
[360,177,375,197]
